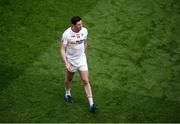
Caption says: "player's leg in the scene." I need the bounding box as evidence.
[79,70,97,112]
[65,70,74,91]
[79,70,92,103]
[64,70,75,103]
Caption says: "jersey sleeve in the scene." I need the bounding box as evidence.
[61,32,68,45]
[84,28,88,40]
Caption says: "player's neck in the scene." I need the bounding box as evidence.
[71,26,81,33]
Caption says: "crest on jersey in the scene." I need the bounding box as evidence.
[76,34,80,39]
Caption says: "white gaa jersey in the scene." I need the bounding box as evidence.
[61,27,88,67]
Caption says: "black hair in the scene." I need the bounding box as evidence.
[71,16,82,25]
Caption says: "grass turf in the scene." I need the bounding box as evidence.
[0,0,180,122]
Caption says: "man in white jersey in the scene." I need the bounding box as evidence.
[60,16,97,112]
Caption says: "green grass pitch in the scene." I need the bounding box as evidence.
[0,0,180,122]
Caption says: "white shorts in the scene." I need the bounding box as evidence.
[67,54,88,72]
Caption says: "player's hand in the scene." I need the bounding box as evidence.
[65,63,72,72]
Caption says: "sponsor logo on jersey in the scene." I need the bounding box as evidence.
[69,40,76,44]
[69,40,84,45]
[76,40,84,44]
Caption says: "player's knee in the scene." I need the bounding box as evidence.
[82,79,89,85]
[69,78,73,82]
[65,78,72,83]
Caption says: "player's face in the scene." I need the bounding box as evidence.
[74,20,83,31]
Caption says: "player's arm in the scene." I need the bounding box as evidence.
[84,40,87,56]
[84,28,88,56]
[60,40,71,72]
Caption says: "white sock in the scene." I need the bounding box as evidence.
[88,96,94,106]
[65,89,71,96]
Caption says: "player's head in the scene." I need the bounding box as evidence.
[71,16,82,30]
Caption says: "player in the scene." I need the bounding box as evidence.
[60,16,97,112]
